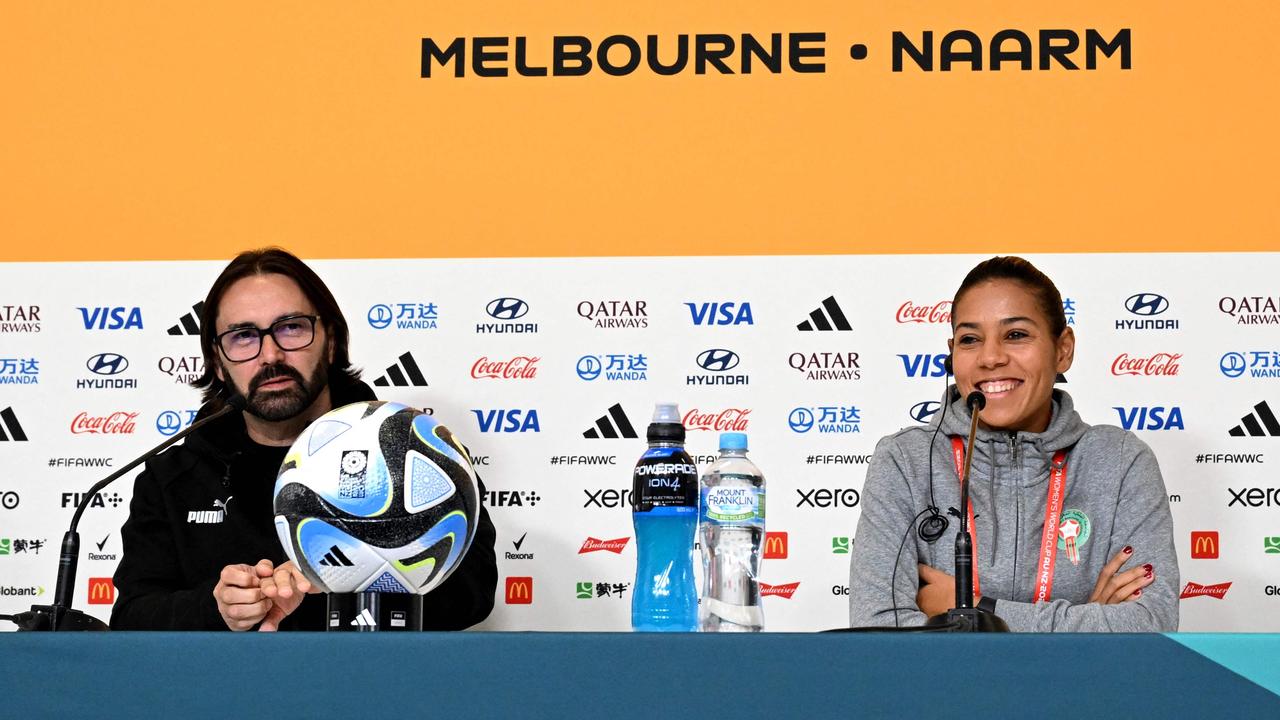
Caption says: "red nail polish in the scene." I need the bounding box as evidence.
[1123,546,1133,554]
[1145,571,1153,579]
[1143,564,1153,573]
[1133,589,1142,597]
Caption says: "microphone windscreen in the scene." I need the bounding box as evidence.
[225,393,248,411]
[966,391,986,411]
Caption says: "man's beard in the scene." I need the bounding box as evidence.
[225,359,330,422]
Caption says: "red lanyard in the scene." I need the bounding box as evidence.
[949,437,1069,603]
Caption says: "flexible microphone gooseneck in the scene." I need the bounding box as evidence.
[8,394,246,631]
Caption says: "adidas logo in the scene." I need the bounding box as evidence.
[167,301,204,336]
[1229,401,1280,437]
[350,608,376,628]
[0,407,28,442]
[373,352,429,387]
[318,545,355,567]
[583,403,637,439]
[797,296,852,332]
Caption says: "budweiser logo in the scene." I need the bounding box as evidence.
[682,408,751,432]
[1111,352,1182,377]
[471,356,539,380]
[1180,581,1231,599]
[71,411,138,435]
[896,301,952,324]
[578,537,630,554]
[760,581,800,599]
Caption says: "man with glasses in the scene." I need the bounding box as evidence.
[111,248,497,631]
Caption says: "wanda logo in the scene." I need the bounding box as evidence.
[471,356,540,380]
[760,582,800,599]
[1180,581,1231,599]
[682,408,751,432]
[71,411,139,435]
[896,301,952,324]
[1111,353,1182,377]
[578,537,630,554]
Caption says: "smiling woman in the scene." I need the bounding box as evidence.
[848,256,1180,632]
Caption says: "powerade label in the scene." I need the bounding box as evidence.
[632,446,698,511]
[701,479,764,525]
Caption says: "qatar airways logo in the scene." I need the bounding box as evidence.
[1111,353,1182,377]
[682,408,751,432]
[760,582,800,599]
[895,301,952,325]
[71,411,138,435]
[578,537,630,554]
[1180,581,1231,600]
[471,356,540,380]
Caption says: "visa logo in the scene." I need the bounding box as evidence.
[685,302,753,326]
[78,307,144,330]
[898,354,948,378]
[1114,406,1185,431]
[472,409,541,433]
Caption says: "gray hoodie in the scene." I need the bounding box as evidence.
[848,387,1179,631]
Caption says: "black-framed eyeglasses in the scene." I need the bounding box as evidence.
[215,315,319,363]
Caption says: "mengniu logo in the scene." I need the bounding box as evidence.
[472,409,540,433]
[78,306,143,330]
[71,411,139,435]
[797,296,852,332]
[1115,293,1179,331]
[0,407,29,442]
[1113,406,1184,431]
[896,301,952,324]
[1111,353,1181,377]
[478,298,537,334]
[763,531,788,559]
[577,300,648,328]
[579,537,630,554]
[1219,296,1280,326]
[372,351,429,388]
[0,305,41,333]
[685,301,753,326]
[760,582,800,599]
[688,349,748,386]
[1180,581,1231,600]
[899,353,948,378]
[505,576,533,604]
[909,401,940,424]
[471,356,539,380]
[0,358,39,385]
[87,577,115,605]
[367,302,439,330]
[576,581,630,599]
[1265,537,1280,555]
[1191,531,1219,559]
[166,301,203,335]
[832,536,851,554]
[683,408,750,433]
[1228,401,1280,437]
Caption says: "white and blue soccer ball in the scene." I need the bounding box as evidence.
[273,401,480,595]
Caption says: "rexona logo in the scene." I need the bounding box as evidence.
[583,403,638,439]
[763,531,788,559]
[71,411,139,435]
[158,355,204,384]
[372,351,429,388]
[471,356,539,380]
[1191,531,1219,559]
[1115,293,1179,331]
[789,406,860,434]
[797,296,852,332]
[1220,351,1280,379]
[796,488,860,508]
[367,302,439,330]
[166,301,203,335]
[685,301,753,326]
[1180,581,1231,600]
[579,537,630,554]
[87,577,115,605]
[1228,401,1280,438]
[760,582,800,599]
[577,300,648,329]
[1111,353,1181,377]
[484,489,542,508]
[1219,296,1280,326]
[78,306,143,330]
[909,401,940,424]
[899,353,948,378]
[472,409,540,433]
[0,305,41,333]
[505,576,533,604]
[788,352,861,381]
[576,353,648,382]
[896,301,952,324]
[683,408,750,432]
[688,349,748,386]
[478,297,537,334]
[1114,406,1184,431]
[0,358,38,385]
[78,353,136,390]
[507,532,533,560]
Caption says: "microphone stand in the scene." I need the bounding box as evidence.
[9,397,244,631]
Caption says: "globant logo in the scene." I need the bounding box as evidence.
[0,358,39,386]
[909,401,940,424]
[477,298,537,334]
[78,306,143,331]
[1114,406,1184,431]
[1115,293,1179,331]
[1180,581,1231,600]
[683,408,750,432]
[788,352,861,381]
[789,406,860,434]
[368,302,438,330]
[576,353,648,382]
[472,409,541,433]
[158,355,204,384]
[896,301,951,324]
[577,300,648,329]
[71,411,139,435]
[1219,296,1280,326]
[1110,353,1181,377]
[1220,351,1280,379]
[78,353,137,390]
[687,349,748,386]
[760,582,800,599]
[0,305,41,333]
[685,301,753,326]
[156,410,197,437]
[471,356,539,380]
[578,537,630,554]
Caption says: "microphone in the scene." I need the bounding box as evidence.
[10,393,247,631]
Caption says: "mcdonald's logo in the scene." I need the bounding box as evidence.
[87,577,115,605]
[1191,531,1219,559]
[763,531,788,559]
[505,576,533,605]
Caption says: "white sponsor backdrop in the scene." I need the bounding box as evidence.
[1,253,1277,632]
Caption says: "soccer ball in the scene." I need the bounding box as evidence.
[273,401,480,595]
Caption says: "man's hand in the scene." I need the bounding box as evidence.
[1088,546,1153,604]
[213,563,272,631]
[256,559,314,632]
[917,564,956,618]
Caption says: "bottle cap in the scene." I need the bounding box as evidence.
[651,403,681,423]
[719,432,748,451]
[647,402,686,444]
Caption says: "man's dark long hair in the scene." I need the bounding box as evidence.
[192,247,361,407]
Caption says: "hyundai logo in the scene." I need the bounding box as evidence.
[1125,293,1169,317]
[697,349,740,372]
[487,298,529,320]
[576,355,602,381]
[1220,352,1247,379]
[86,353,128,376]
[909,401,940,424]
[156,411,183,437]
[367,304,393,329]
[788,407,815,433]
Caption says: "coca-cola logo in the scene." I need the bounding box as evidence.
[578,537,630,554]
[1111,352,1182,377]
[760,581,800,599]
[1180,581,1231,600]
[682,408,751,432]
[896,301,952,324]
[71,411,139,435]
[471,356,540,380]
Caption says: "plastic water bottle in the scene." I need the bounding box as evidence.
[699,432,765,632]
[631,402,698,632]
